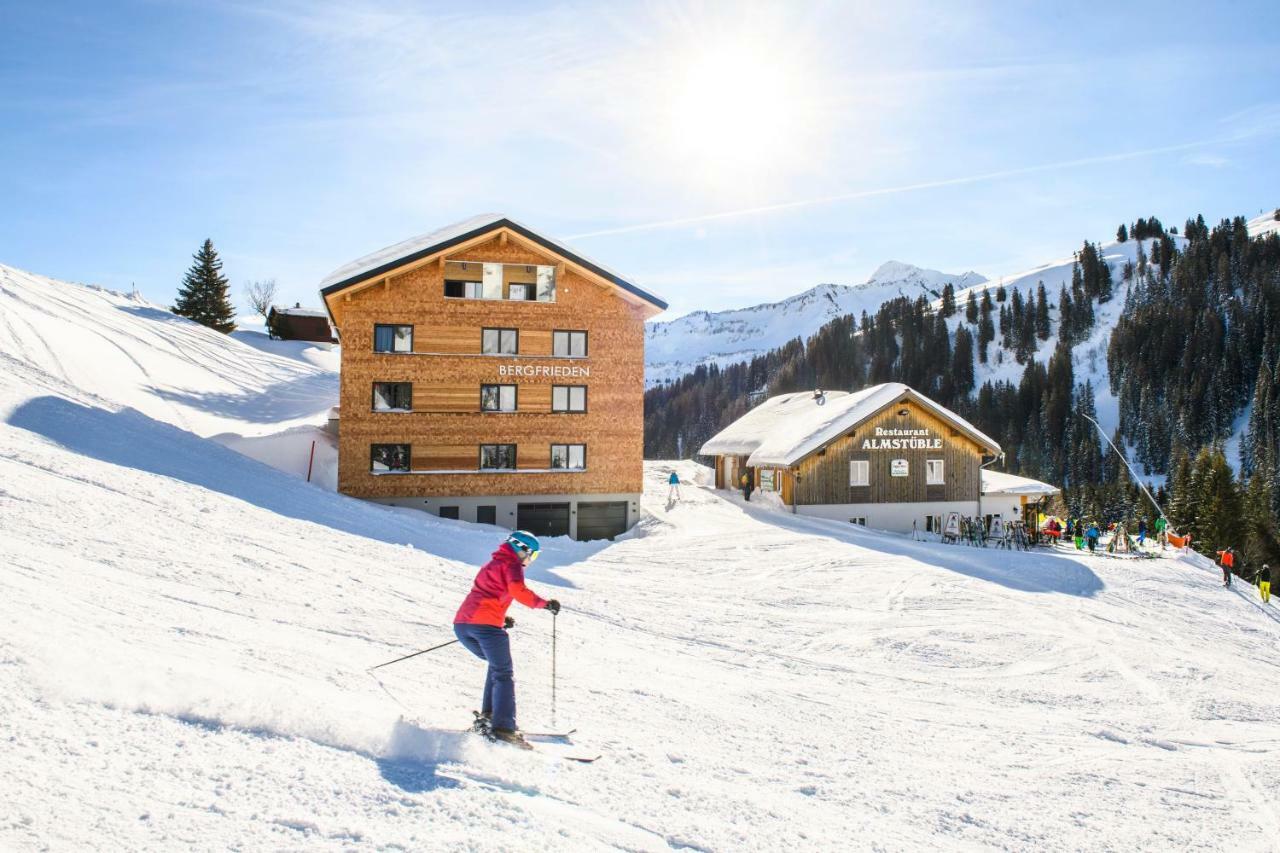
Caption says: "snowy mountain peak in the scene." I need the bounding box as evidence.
[865,260,987,291]
[645,261,987,386]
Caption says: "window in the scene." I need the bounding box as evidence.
[849,517,867,526]
[552,385,587,412]
[481,384,517,412]
[372,382,412,412]
[535,266,556,302]
[926,459,945,485]
[849,460,869,486]
[476,505,497,525]
[508,283,532,301]
[550,444,586,470]
[480,444,517,470]
[552,330,588,358]
[373,324,412,353]
[481,327,518,355]
[438,506,460,520]
[371,443,410,473]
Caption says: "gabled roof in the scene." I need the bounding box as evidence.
[980,469,1059,497]
[269,305,328,319]
[699,382,1001,467]
[318,214,667,313]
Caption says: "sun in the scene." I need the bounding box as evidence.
[654,27,824,191]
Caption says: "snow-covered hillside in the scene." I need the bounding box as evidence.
[3,260,1280,849]
[645,261,985,386]
[0,263,340,486]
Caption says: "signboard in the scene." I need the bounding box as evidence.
[943,511,961,539]
[861,426,942,450]
[989,517,1006,540]
[498,363,590,378]
[759,469,776,492]
[890,458,909,477]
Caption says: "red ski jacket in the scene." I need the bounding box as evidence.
[454,543,548,627]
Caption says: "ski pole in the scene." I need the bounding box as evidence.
[368,638,458,672]
[550,604,555,722]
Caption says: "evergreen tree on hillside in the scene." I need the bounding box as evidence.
[951,325,975,395]
[1034,282,1051,340]
[1057,285,1074,345]
[965,291,978,324]
[1185,447,1244,559]
[941,283,956,317]
[1117,224,1128,242]
[173,239,236,333]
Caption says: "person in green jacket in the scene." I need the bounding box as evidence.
[1154,515,1168,550]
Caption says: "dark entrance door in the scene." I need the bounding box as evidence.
[576,501,628,541]
[516,502,570,538]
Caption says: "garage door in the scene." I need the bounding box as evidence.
[516,503,570,538]
[576,501,628,541]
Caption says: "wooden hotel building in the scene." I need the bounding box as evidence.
[320,215,666,540]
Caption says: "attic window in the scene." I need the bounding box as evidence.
[897,408,909,417]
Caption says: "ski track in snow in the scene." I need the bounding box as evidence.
[3,262,1280,851]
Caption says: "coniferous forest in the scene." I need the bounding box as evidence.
[645,213,1280,570]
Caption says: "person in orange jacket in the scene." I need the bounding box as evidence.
[454,531,560,748]
[1216,546,1235,587]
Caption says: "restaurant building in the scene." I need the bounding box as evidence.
[319,214,666,540]
[700,383,1039,534]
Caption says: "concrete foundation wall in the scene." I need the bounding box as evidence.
[371,492,641,540]
[795,500,980,535]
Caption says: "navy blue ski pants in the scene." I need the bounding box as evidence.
[454,623,516,730]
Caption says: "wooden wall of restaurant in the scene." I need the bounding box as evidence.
[334,233,648,498]
[792,399,987,506]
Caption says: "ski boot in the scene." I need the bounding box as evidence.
[471,711,492,735]
[489,727,534,750]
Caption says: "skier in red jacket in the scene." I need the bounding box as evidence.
[454,531,560,747]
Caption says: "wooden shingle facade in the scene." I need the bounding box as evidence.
[700,383,1009,535]
[320,216,665,540]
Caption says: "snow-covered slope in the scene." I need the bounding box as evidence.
[0,262,340,485]
[1247,208,1280,238]
[645,261,985,386]
[3,261,1280,849]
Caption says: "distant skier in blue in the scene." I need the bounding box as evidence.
[667,470,681,502]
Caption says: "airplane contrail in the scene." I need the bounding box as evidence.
[566,135,1239,240]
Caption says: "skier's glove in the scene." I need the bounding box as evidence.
[545,599,561,615]
[504,616,515,629]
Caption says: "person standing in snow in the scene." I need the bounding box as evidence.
[454,531,560,748]
[739,470,752,502]
[1257,564,1271,604]
[1216,546,1235,587]
[1137,518,1148,548]
[1085,522,1100,552]
[1154,515,1168,549]
[667,470,681,502]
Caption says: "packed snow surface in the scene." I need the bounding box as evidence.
[4,259,1280,850]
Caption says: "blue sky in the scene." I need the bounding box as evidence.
[2,1,1277,321]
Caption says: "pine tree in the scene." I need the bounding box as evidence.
[996,284,1007,302]
[1034,281,1051,340]
[1117,224,1128,242]
[965,291,978,324]
[173,239,236,333]
[941,283,956,317]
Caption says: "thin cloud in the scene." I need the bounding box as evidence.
[567,133,1268,240]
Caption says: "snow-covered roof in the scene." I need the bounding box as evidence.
[700,382,1001,468]
[980,469,1060,497]
[318,214,667,312]
[270,306,328,319]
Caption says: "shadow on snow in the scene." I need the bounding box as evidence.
[732,496,1105,597]
[6,395,590,587]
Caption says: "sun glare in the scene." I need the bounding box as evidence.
[655,28,824,191]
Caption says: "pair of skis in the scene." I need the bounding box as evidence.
[467,712,600,763]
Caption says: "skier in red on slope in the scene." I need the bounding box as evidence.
[454,531,560,748]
